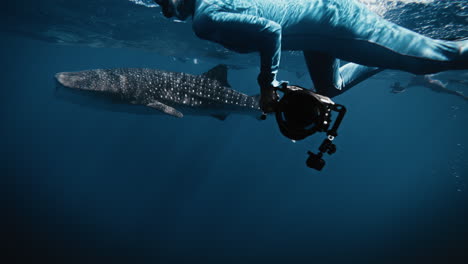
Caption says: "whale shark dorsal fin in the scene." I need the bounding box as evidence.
[147,101,184,118]
[202,64,231,87]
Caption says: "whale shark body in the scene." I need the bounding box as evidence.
[55,65,261,120]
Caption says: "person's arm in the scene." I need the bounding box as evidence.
[193,12,282,88]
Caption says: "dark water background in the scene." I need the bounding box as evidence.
[2,0,468,263]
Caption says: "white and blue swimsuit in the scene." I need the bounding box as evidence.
[192,0,467,97]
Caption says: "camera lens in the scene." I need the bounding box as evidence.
[283,92,322,129]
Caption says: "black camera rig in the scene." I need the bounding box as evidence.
[273,84,347,171]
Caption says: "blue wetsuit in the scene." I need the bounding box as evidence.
[191,0,467,98]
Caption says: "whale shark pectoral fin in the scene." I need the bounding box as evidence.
[211,114,229,121]
[147,101,184,118]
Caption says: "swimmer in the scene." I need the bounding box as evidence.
[391,75,468,100]
[153,0,468,112]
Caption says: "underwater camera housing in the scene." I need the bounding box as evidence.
[274,84,347,171]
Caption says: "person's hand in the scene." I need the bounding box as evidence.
[257,73,279,113]
[260,85,279,113]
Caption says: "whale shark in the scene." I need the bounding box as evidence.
[55,65,262,120]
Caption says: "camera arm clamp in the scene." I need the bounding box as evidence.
[307,103,346,170]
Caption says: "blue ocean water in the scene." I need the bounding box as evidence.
[2,1,468,263]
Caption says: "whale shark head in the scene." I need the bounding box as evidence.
[55,71,93,90]
[55,70,121,92]
[55,70,120,100]
[54,71,152,114]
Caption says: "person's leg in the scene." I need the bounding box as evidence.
[304,1,467,74]
[333,36,467,75]
[303,51,341,97]
[338,63,384,94]
[303,51,383,98]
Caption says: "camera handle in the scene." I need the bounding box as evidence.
[314,103,346,154]
[328,104,346,137]
[306,103,346,170]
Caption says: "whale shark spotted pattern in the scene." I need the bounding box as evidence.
[55,65,261,120]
